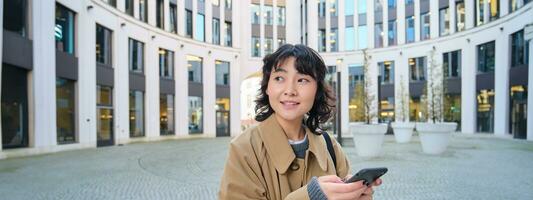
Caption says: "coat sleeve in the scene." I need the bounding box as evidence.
[332,137,351,178]
[219,140,268,200]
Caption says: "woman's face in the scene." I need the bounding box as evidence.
[266,57,317,123]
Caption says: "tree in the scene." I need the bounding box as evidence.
[362,49,377,124]
[426,49,444,123]
[396,75,409,122]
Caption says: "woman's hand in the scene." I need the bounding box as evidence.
[316,175,368,200]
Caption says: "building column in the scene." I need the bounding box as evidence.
[145,40,160,140]
[395,53,410,121]
[339,60,349,139]
[414,0,420,42]
[164,0,171,31]
[449,0,456,34]
[219,0,225,46]
[325,0,331,52]
[367,0,375,49]
[500,0,509,16]
[134,0,140,19]
[338,0,345,51]
[465,0,474,29]
[461,42,476,134]
[115,27,130,144]
[148,0,157,26]
[175,49,189,137]
[229,58,241,137]
[32,0,57,147]
[203,57,216,137]
[397,0,406,45]
[205,0,212,44]
[527,39,533,141]
[429,0,439,39]
[231,0,240,48]
[177,0,185,36]
[494,31,510,137]
[307,0,318,50]
[285,0,300,44]
[260,0,265,56]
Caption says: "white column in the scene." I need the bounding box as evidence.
[230,58,241,137]
[339,60,349,138]
[397,0,406,45]
[429,0,439,39]
[134,0,140,19]
[500,0,509,16]
[286,0,300,44]
[527,39,533,141]
[177,0,185,36]
[203,58,216,137]
[175,49,189,137]
[354,0,360,48]
[260,0,265,56]
[367,0,375,49]
[494,33,510,136]
[465,0,474,29]
[192,0,198,40]
[164,0,171,31]
[369,56,379,123]
[205,0,213,44]
[231,0,240,48]
[414,0,420,42]
[117,0,126,12]
[148,0,157,26]
[219,0,225,46]
[115,29,130,144]
[308,0,318,50]
[32,0,57,147]
[383,0,389,47]
[483,0,490,24]
[325,0,331,52]
[461,42,476,134]
[338,0,345,51]
[272,0,278,50]
[145,41,159,140]
[449,0,456,34]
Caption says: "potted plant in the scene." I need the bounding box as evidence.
[350,50,388,157]
[416,49,457,155]
[391,76,415,143]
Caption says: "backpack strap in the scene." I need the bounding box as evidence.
[322,132,337,170]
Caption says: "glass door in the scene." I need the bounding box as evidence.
[97,85,114,146]
[216,110,230,137]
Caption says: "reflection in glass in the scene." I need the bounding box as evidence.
[388,20,396,46]
[374,23,383,48]
[406,16,415,43]
[159,48,174,79]
[379,61,394,84]
[477,41,495,73]
[443,50,461,78]
[187,55,203,83]
[125,0,134,16]
[130,90,145,137]
[189,96,203,134]
[511,30,528,67]
[330,28,338,52]
[156,0,164,28]
[224,21,232,47]
[169,3,177,33]
[510,85,527,138]
[410,96,426,122]
[477,89,494,133]
[252,37,261,57]
[264,6,273,25]
[409,57,426,82]
[443,94,461,130]
[439,7,450,36]
[216,60,230,86]
[318,29,326,52]
[129,38,144,73]
[160,94,175,135]
[456,1,465,32]
[57,78,76,144]
[2,64,29,149]
[358,25,367,49]
[345,27,355,51]
[277,6,286,26]
[186,9,193,38]
[96,24,113,66]
[265,38,274,55]
[97,85,113,144]
[3,0,28,37]
[348,65,364,122]
[420,12,430,40]
[55,3,75,55]
[213,18,220,45]
[195,13,205,41]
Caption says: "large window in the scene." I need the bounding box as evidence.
[278,38,286,47]
[195,13,205,42]
[277,6,286,26]
[477,89,495,133]
[156,0,164,29]
[348,65,364,122]
[345,26,355,51]
[213,18,220,45]
[319,0,326,17]
[187,55,203,83]
[252,36,261,57]
[345,0,355,16]
[189,96,203,134]
[510,0,530,12]
[160,94,175,135]
[388,0,397,8]
[186,9,193,38]
[225,21,232,47]
[169,3,178,33]
[55,4,75,55]
[56,78,76,144]
[388,20,397,46]
[96,24,113,66]
[216,61,230,86]
[265,38,274,55]
[456,1,465,32]
[511,30,529,67]
[4,0,28,37]
[159,48,174,79]
[330,0,338,17]
[129,90,145,137]
[443,50,461,78]
[139,0,148,22]
[125,0,134,16]
[264,5,273,25]
[318,29,326,52]
[251,4,260,24]
[439,7,450,36]
[358,0,367,14]
[358,25,368,49]
[129,38,144,73]
[476,0,499,26]
[374,23,383,48]
[2,64,29,149]
[330,28,338,52]
[379,61,394,84]
[374,0,383,12]
[477,41,495,73]
[225,0,232,10]
[420,12,430,40]
[96,85,113,145]
[406,16,415,43]
[409,57,426,82]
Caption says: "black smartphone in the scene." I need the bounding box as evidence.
[344,167,388,186]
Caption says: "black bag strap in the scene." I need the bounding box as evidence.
[322,132,337,170]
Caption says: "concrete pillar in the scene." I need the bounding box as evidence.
[429,0,439,39]
[148,0,157,26]
[527,39,533,141]
[229,58,241,137]
[307,0,318,50]
[494,31,510,137]
[115,26,130,144]
[338,0,345,51]
[134,0,140,19]
[272,0,278,50]
[175,50,189,137]
[465,0,474,29]
[260,0,265,56]
[177,0,185,36]
[145,39,159,140]
[397,0,406,45]
[414,0,420,42]
[461,41,476,134]
[205,0,212,44]
[203,57,216,137]
[500,0,509,16]
[395,53,410,122]
[325,0,331,52]
[164,0,170,31]
[367,0,375,49]
[449,0,456,34]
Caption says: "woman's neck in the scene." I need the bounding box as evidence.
[274,114,305,141]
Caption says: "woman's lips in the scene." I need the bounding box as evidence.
[281,101,300,109]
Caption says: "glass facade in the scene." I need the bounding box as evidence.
[420,12,430,41]
[251,4,260,24]
[330,28,338,52]
[476,0,499,26]
[97,85,113,145]
[56,78,76,144]
[443,94,461,129]
[55,4,75,55]
[410,96,426,122]
[129,38,144,73]
[160,94,175,135]
[358,0,367,14]
[195,13,205,42]
[510,85,527,138]
[252,36,261,57]
[265,38,274,55]
[3,0,28,37]
[277,6,286,26]
[439,7,450,36]
[345,26,355,51]
[318,29,326,52]
[189,96,203,134]
[216,98,230,136]
[456,1,465,32]
[319,0,326,17]
[379,61,394,84]
[216,61,230,86]
[348,65,364,122]
[477,41,495,73]
[330,0,338,17]
[511,30,529,67]
[1,64,29,149]
[265,5,273,25]
[477,89,494,133]
[388,0,397,8]
[159,48,174,79]
[345,0,354,16]
[129,90,145,137]
[213,18,220,45]
[186,9,193,38]
[374,23,383,48]
[96,24,113,66]
[139,0,148,22]
[156,0,164,29]
[224,21,232,47]
[443,50,461,78]
[125,0,134,16]
[358,25,368,49]
[409,57,426,82]
[187,55,203,83]
[388,20,397,46]
[406,16,415,43]
[169,3,178,33]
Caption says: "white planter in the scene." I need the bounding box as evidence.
[350,123,388,157]
[391,122,415,143]
[416,122,458,155]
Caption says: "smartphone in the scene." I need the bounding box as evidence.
[344,167,388,186]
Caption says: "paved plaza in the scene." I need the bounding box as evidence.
[1,134,533,200]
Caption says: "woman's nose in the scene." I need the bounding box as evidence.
[283,83,297,96]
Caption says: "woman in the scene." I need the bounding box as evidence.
[219,44,382,200]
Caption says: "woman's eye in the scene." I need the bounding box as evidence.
[298,78,310,84]
[274,76,284,81]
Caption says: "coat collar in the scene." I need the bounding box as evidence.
[258,114,329,174]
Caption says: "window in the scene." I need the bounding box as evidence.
[251,4,260,24]
[330,28,338,52]
[510,0,530,12]
[225,21,232,47]
[125,0,134,16]
[358,0,367,14]
[405,0,414,5]
[56,78,76,144]
[409,57,426,82]
[439,7,450,36]
[216,60,230,86]
[96,24,113,66]
[319,0,326,17]
[187,55,203,83]
[55,4,75,55]
[345,0,355,16]
[477,89,494,133]
[330,0,338,17]
[358,25,368,49]
[374,23,383,48]
[213,18,220,45]
[129,38,144,73]
[278,38,286,47]
[345,26,355,51]
[511,30,529,67]
[213,0,220,6]
[4,0,28,37]
[160,94,174,135]
[101,0,116,7]
[265,6,273,25]
[225,0,232,10]
[379,61,394,84]
[388,20,397,46]
[277,6,286,26]
[169,3,177,33]
[388,0,397,8]
[156,0,164,29]
[456,1,465,32]
[348,65,365,122]
[186,9,193,38]
[189,96,203,134]
[265,38,274,55]
[443,50,461,78]
[406,16,415,43]
[159,48,174,79]
[318,29,326,52]
[252,36,261,57]
[195,13,205,42]
[489,0,500,21]
[477,41,495,73]
[420,12,430,40]
[96,85,113,144]
[139,0,148,22]
[2,64,29,149]
[130,90,145,137]
[374,0,383,12]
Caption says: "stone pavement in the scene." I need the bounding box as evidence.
[1,134,533,200]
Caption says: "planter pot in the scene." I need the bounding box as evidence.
[416,122,458,155]
[350,123,388,157]
[391,122,415,143]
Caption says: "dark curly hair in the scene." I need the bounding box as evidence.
[254,44,336,135]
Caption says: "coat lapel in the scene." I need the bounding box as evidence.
[258,114,296,174]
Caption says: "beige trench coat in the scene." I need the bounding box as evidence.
[219,114,351,200]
